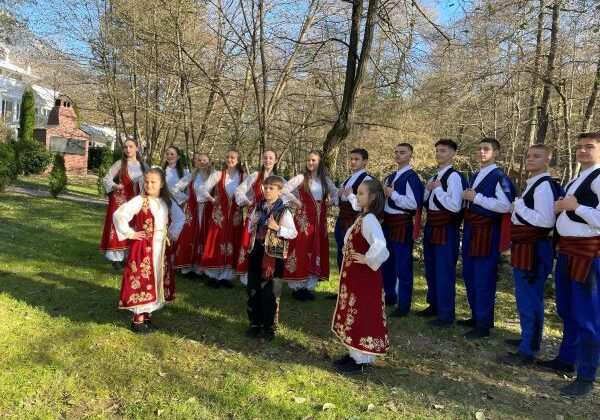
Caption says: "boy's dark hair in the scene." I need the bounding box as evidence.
[361,179,385,220]
[145,167,173,208]
[350,148,369,160]
[578,132,600,142]
[396,143,413,153]
[263,175,285,190]
[480,137,501,151]
[435,138,458,151]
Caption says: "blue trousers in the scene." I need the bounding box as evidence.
[513,240,553,356]
[334,218,345,272]
[555,254,600,381]
[423,225,460,322]
[462,222,500,329]
[381,225,414,309]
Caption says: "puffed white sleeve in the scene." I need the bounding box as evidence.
[473,181,512,213]
[361,213,390,271]
[327,177,339,206]
[432,172,464,213]
[103,161,122,193]
[513,181,556,228]
[277,209,298,239]
[168,202,186,241]
[171,172,192,205]
[113,195,144,241]
[235,172,257,206]
[347,174,371,211]
[197,171,222,202]
[281,174,304,204]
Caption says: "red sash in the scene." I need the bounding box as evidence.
[425,210,456,245]
[464,210,496,257]
[100,163,137,251]
[119,197,175,309]
[558,236,600,283]
[173,179,199,268]
[339,200,360,230]
[510,224,552,271]
[383,213,412,242]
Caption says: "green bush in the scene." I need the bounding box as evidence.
[0,141,18,192]
[15,139,54,175]
[19,88,36,142]
[49,153,68,197]
[88,145,113,170]
[97,147,114,197]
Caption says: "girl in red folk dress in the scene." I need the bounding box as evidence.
[331,179,390,374]
[235,149,280,286]
[162,145,191,206]
[113,168,185,334]
[198,149,245,288]
[100,138,147,270]
[281,150,338,301]
[172,153,213,276]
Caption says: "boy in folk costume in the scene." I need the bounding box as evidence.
[100,139,146,270]
[172,153,212,276]
[235,149,280,286]
[381,143,424,315]
[460,138,516,339]
[335,148,372,271]
[198,149,245,288]
[422,139,468,326]
[536,132,600,397]
[498,144,562,366]
[331,179,390,374]
[113,168,185,334]
[245,176,298,341]
[282,150,338,301]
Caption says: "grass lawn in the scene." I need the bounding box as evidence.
[0,187,598,419]
[14,174,101,198]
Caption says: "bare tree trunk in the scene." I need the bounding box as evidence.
[582,55,600,132]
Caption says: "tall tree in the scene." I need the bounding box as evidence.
[18,88,36,142]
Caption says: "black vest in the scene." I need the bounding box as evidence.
[514,175,561,226]
[425,167,468,212]
[343,171,370,195]
[565,168,600,224]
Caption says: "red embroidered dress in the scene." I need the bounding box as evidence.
[236,172,265,277]
[332,216,389,356]
[100,163,139,252]
[173,180,200,269]
[283,184,330,282]
[117,197,177,311]
[200,170,245,273]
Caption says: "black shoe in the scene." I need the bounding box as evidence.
[207,278,220,288]
[416,305,437,317]
[219,280,234,289]
[245,326,261,338]
[560,378,594,397]
[336,359,367,375]
[497,351,534,366]
[112,261,122,271]
[292,290,308,301]
[504,338,521,347]
[464,327,490,340]
[385,297,398,306]
[428,318,453,327]
[304,289,316,301]
[144,318,158,331]
[457,318,476,327]
[535,358,575,376]
[332,354,353,366]
[130,322,151,334]
[390,307,409,318]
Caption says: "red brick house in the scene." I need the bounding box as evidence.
[33,94,89,175]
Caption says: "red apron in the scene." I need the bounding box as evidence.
[173,179,199,269]
[236,172,265,275]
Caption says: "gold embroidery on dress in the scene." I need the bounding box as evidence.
[127,291,153,304]
[238,249,246,265]
[333,290,357,345]
[129,261,137,272]
[358,336,387,352]
[183,203,192,226]
[212,204,224,227]
[140,256,151,279]
[296,209,309,235]
[129,274,141,290]
[220,243,233,256]
[233,208,242,226]
[143,218,154,238]
[141,197,150,212]
[285,249,297,273]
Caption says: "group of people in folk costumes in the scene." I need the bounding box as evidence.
[98,132,600,396]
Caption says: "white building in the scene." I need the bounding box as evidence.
[0,44,56,137]
[81,123,117,150]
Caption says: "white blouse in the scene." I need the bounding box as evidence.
[113,196,185,242]
[103,160,144,193]
[165,166,191,205]
[282,174,339,204]
[197,170,241,203]
[247,207,298,240]
[343,213,389,271]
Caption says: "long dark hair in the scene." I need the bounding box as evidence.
[258,148,278,183]
[302,150,329,199]
[119,138,146,181]
[221,148,244,175]
[145,167,173,208]
[361,179,385,220]
[162,145,185,178]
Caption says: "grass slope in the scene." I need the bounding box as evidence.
[0,188,598,419]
